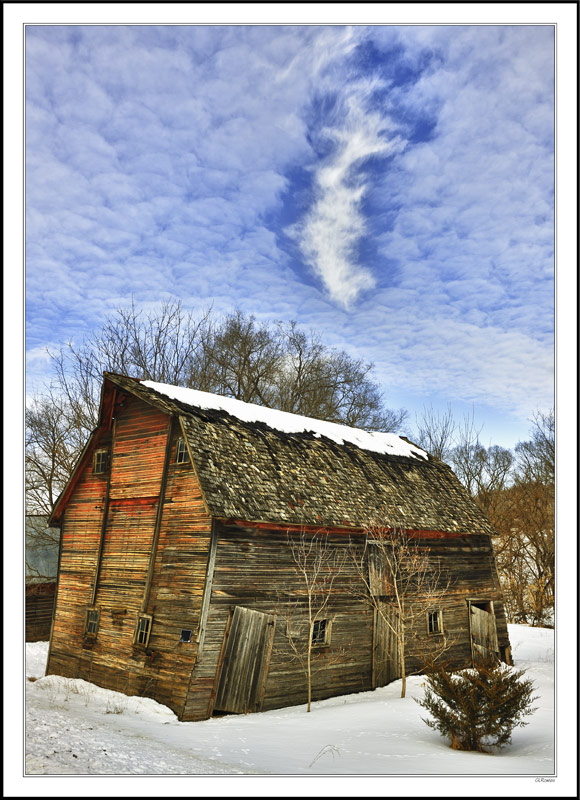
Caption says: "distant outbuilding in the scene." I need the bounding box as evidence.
[26,515,59,641]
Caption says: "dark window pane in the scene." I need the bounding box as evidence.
[312,619,327,644]
[86,609,99,635]
[428,611,441,634]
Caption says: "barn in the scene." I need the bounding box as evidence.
[46,372,511,720]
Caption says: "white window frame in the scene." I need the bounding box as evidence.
[175,437,190,464]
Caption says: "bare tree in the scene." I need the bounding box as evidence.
[415,407,514,507]
[274,322,407,431]
[195,313,408,431]
[278,531,348,712]
[491,410,554,626]
[514,410,554,487]
[50,298,213,438]
[491,483,554,626]
[444,411,514,530]
[350,525,454,698]
[192,309,282,405]
[414,404,457,461]
[25,391,87,515]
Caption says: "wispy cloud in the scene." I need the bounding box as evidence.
[294,89,405,307]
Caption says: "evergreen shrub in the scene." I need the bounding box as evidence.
[416,659,537,752]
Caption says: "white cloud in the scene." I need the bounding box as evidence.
[294,90,405,308]
[372,25,554,347]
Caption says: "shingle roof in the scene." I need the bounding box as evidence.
[105,373,497,536]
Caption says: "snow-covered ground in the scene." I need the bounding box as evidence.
[8,624,576,796]
[24,625,555,778]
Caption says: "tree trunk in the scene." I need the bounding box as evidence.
[400,636,406,698]
[307,637,312,712]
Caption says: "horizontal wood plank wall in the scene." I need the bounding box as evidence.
[109,396,168,500]
[46,395,213,718]
[184,523,374,720]
[185,525,510,720]
[46,428,114,678]
[140,438,213,716]
[25,583,57,642]
[395,534,511,676]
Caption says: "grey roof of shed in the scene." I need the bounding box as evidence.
[106,373,497,536]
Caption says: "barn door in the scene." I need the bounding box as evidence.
[214,607,276,714]
[373,602,400,688]
[469,601,499,662]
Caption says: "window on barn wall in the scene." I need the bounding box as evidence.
[311,619,331,646]
[134,613,152,647]
[175,437,190,464]
[84,607,100,637]
[93,449,110,474]
[427,609,443,635]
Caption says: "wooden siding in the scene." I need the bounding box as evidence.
[46,396,213,718]
[25,583,56,642]
[109,395,168,500]
[139,447,213,715]
[47,429,114,676]
[394,535,510,676]
[184,523,376,720]
[182,524,510,721]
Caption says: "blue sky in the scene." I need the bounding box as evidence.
[24,23,556,449]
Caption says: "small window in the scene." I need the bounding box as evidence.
[311,619,329,646]
[134,613,152,647]
[175,438,190,464]
[85,607,100,637]
[180,629,192,643]
[427,610,443,635]
[93,449,109,474]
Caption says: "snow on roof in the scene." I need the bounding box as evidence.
[141,380,428,460]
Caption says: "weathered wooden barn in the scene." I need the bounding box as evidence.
[46,372,511,720]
